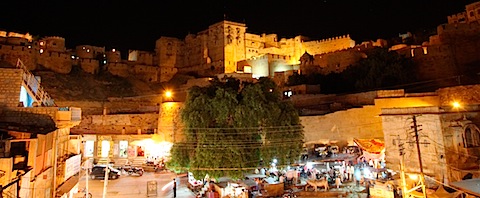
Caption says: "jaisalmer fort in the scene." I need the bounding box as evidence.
[0,1,479,85]
[1,1,480,198]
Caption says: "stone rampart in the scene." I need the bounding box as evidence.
[79,58,99,74]
[106,50,121,63]
[55,96,161,115]
[106,62,129,77]
[38,52,72,74]
[290,91,377,109]
[310,48,365,75]
[5,37,30,46]
[133,65,159,82]
[159,66,178,83]
[71,113,158,135]
[303,35,355,55]
[0,45,37,70]
[437,84,480,106]
[41,36,66,52]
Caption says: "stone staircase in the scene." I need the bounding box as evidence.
[16,58,55,107]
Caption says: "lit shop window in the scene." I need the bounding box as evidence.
[85,140,94,157]
[101,140,110,157]
[119,141,128,158]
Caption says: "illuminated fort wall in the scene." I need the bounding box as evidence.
[155,20,355,78]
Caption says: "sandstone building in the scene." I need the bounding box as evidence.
[0,59,82,198]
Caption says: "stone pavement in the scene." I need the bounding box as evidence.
[165,175,197,198]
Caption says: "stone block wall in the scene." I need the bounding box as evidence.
[437,84,480,106]
[0,107,58,126]
[0,45,37,70]
[79,58,100,74]
[106,62,129,77]
[0,68,22,108]
[37,51,72,74]
[303,35,355,55]
[71,113,158,135]
[159,102,184,142]
[290,91,377,109]
[300,105,384,147]
[55,97,161,115]
[381,107,448,182]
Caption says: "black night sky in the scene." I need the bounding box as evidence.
[0,0,477,53]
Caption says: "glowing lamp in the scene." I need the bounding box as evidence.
[452,101,461,108]
[408,174,419,181]
[165,91,172,98]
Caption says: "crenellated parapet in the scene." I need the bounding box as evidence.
[107,62,130,77]
[75,45,105,59]
[39,36,66,53]
[38,51,72,74]
[106,49,121,63]
[78,58,100,74]
[303,34,355,55]
[128,50,155,65]
[0,44,37,70]
[436,21,480,42]
[448,12,468,24]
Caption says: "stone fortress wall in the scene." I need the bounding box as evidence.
[298,1,480,83]
[154,20,356,78]
[1,1,480,85]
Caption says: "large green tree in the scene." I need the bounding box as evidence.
[167,77,304,180]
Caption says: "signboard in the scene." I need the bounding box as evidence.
[147,180,157,197]
[64,154,81,180]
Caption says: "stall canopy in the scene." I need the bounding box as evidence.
[354,138,385,162]
[353,138,384,154]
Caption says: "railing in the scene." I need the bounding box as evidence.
[16,58,56,107]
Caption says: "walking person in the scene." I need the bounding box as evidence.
[173,178,177,198]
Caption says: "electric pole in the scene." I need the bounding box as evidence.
[102,158,110,198]
[394,134,407,198]
[411,115,427,198]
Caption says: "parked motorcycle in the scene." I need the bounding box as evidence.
[120,165,144,176]
[154,162,166,172]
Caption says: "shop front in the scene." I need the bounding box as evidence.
[80,134,172,166]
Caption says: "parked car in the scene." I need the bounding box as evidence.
[343,145,362,155]
[314,144,329,158]
[90,165,121,180]
[329,145,340,156]
[300,147,309,160]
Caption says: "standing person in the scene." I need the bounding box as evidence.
[173,178,177,198]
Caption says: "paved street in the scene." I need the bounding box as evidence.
[75,171,196,198]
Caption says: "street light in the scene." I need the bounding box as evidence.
[452,101,461,109]
[165,90,172,98]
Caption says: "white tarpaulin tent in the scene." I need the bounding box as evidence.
[450,178,480,197]
[429,185,463,198]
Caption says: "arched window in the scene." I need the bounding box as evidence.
[463,124,480,148]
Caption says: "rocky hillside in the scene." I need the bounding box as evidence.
[33,66,167,101]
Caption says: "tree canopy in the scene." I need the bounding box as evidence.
[167,77,304,180]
